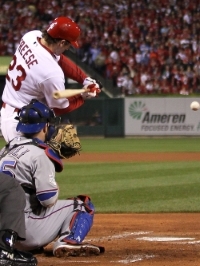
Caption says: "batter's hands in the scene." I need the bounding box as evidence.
[82,84,101,99]
[83,77,103,89]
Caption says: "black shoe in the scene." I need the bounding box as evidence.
[0,248,37,266]
[30,247,44,255]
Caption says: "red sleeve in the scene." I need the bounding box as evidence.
[53,95,84,116]
[58,54,87,84]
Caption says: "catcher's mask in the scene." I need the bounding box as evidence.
[47,16,80,48]
[16,99,58,136]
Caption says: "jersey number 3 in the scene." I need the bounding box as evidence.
[6,55,26,91]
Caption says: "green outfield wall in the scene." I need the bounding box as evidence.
[1,69,200,137]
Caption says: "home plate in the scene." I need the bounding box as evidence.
[137,236,195,242]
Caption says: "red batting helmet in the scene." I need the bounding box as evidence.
[47,17,81,48]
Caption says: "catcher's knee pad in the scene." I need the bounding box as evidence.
[64,196,95,244]
[76,194,95,214]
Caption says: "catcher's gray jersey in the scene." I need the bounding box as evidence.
[0,136,86,251]
[0,137,59,211]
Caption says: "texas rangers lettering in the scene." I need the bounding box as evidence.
[8,145,30,159]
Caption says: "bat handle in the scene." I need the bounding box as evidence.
[83,85,91,93]
[53,91,60,99]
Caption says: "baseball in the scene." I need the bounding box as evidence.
[190,101,200,111]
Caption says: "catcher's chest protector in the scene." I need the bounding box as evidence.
[33,139,63,172]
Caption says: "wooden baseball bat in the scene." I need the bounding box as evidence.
[53,87,90,99]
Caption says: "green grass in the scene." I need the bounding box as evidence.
[1,137,200,152]
[55,137,200,213]
[79,137,200,153]
[56,160,200,213]
[0,56,11,74]
[0,137,200,213]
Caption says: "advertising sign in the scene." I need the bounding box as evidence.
[125,98,200,136]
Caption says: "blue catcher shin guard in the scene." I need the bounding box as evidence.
[64,202,95,244]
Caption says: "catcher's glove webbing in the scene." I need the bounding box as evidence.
[47,124,81,159]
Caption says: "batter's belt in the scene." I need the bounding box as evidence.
[2,102,20,112]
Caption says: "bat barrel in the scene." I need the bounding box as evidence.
[52,87,91,99]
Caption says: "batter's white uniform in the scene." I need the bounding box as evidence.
[0,136,87,251]
[1,30,82,142]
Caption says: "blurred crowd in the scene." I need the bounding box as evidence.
[1,0,200,96]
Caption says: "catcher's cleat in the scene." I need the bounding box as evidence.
[0,248,37,266]
[53,241,101,257]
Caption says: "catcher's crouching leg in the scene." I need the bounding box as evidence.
[53,195,105,257]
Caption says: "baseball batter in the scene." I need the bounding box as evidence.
[1,16,101,143]
[0,99,102,257]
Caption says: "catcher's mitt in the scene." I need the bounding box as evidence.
[47,124,81,159]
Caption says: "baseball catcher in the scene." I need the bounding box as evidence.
[47,124,81,159]
[0,99,104,257]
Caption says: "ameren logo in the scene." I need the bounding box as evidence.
[129,101,185,123]
[129,101,147,119]
[129,101,194,132]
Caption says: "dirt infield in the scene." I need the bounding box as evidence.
[36,152,200,265]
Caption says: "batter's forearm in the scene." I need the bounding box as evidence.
[59,54,87,84]
[53,95,84,115]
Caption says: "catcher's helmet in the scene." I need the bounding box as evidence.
[47,17,81,48]
[16,99,56,134]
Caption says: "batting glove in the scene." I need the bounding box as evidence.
[81,84,100,99]
[83,77,103,89]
